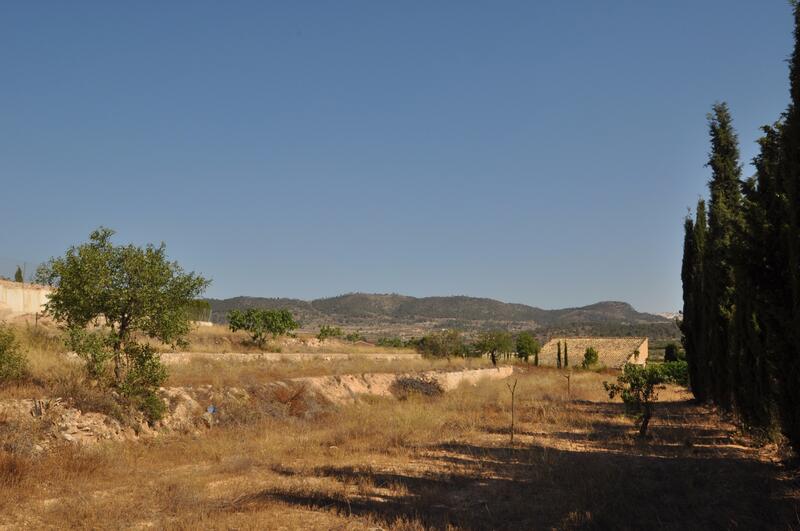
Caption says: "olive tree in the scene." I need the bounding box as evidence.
[475,330,513,366]
[36,228,210,420]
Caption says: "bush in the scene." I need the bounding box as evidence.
[664,342,683,362]
[344,331,366,342]
[654,360,689,386]
[0,325,28,383]
[65,327,114,381]
[118,343,168,424]
[416,329,465,357]
[317,325,343,341]
[582,346,599,369]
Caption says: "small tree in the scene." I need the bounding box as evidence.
[664,342,680,362]
[582,346,599,369]
[317,325,343,341]
[475,330,513,366]
[14,266,23,283]
[227,308,299,347]
[515,332,539,363]
[604,364,665,437]
[37,228,209,421]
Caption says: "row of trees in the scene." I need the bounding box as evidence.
[681,6,800,448]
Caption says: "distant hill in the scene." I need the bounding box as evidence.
[206,293,673,338]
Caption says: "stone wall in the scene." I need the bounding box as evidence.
[539,337,649,368]
[0,279,51,318]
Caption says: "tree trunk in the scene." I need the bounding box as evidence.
[639,405,652,437]
[490,351,497,367]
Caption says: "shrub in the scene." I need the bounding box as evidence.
[376,336,405,348]
[65,327,114,381]
[655,360,689,386]
[317,325,343,341]
[416,329,465,358]
[344,331,366,342]
[0,325,28,383]
[118,343,168,424]
[604,364,665,437]
[582,346,599,369]
[664,342,682,362]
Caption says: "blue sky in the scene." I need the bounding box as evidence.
[0,1,793,312]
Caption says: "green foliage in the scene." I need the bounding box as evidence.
[654,361,689,387]
[344,331,366,343]
[515,332,539,363]
[664,342,680,362]
[474,330,513,366]
[317,325,343,341]
[604,364,665,437]
[0,325,28,383]
[377,336,413,348]
[13,266,23,283]
[416,329,465,358]
[37,227,210,352]
[582,347,599,369]
[66,327,114,381]
[228,308,299,347]
[118,343,168,424]
[36,227,208,420]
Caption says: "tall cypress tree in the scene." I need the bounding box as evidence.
[773,4,800,450]
[704,102,743,411]
[682,199,709,402]
[557,341,562,368]
[564,341,568,367]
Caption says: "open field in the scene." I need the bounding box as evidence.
[1,349,797,529]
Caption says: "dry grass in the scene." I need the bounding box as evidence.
[0,365,796,529]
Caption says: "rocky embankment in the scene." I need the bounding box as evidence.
[0,367,513,451]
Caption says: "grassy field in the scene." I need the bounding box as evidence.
[0,322,797,529]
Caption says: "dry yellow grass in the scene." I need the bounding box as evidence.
[0,364,796,529]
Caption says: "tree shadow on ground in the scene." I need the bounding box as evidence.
[221,399,799,530]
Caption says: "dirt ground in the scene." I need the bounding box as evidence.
[0,367,797,530]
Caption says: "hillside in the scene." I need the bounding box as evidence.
[206,293,675,338]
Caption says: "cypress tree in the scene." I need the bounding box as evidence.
[773,4,800,450]
[557,341,562,368]
[703,102,743,411]
[681,199,709,402]
[14,266,23,283]
[564,341,569,367]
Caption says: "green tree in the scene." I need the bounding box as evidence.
[563,341,569,367]
[681,199,709,402]
[582,346,599,369]
[515,332,539,363]
[664,342,680,362]
[703,102,743,411]
[604,364,666,438]
[417,329,464,357]
[475,330,513,366]
[13,266,23,283]
[227,308,299,347]
[317,325,343,341]
[36,228,208,421]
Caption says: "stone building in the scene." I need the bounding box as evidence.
[539,337,648,368]
[0,279,51,318]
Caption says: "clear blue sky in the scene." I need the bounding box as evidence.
[0,1,793,312]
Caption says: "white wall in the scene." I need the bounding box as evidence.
[0,279,51,317]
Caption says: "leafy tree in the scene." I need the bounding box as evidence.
[0,324,28,382]
[13,266,23,283]
[515,332,539,363]
[582,346,599,369]
[228,308,299,347]
[604,364,666,437]
[37,228,209,376]
[475,330,513,366]
[317,325,343,341]
[664,343,680,362]
[417,329,464,358]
